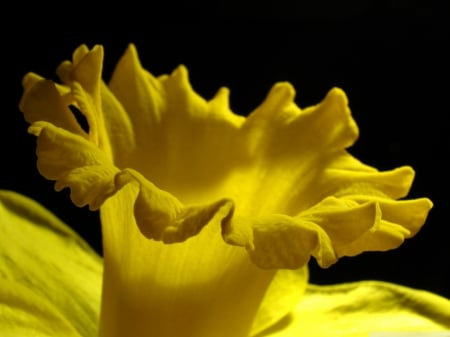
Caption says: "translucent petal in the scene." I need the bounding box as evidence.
[0,190,102,337]
[251,267,308,336]
[256,281,450,337]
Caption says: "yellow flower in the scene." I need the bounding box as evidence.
[2,43,449,336]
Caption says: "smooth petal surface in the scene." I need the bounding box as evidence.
[250,268,308,336]
[257,281,450,337]
[0,190,102,337]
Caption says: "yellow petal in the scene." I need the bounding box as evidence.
[224,198,376,268]
[115,168,234,243]
[257,281,450,337]
[334,197,432,257]
[28,121,119,210]
[0,190,102,337]
[20,74,86,137]
[0,278,82,336]
[251,267,308,336]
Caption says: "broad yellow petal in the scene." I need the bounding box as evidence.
[0,190,102,337]
[257,281,450,337]
[251,268,309,336]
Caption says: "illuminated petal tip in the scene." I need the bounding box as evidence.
[171,64,190,84]
[70,44,104,69]
[175,63,188,74]
[115,169,235,243]
[125,42,138,55]
[21,72,42,92]
[319,86,359,147]
[57,44,104,88]
[256,82,296,113]
[327,86,348,104]
[72,44,90,62]
[212,86,230,102]
[270,81,296,99]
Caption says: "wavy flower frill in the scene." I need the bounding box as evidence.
[20,44,432,270]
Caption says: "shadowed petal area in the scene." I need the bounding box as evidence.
[0,190,102,337]
[256,281,450,337]
[115,168,235,242]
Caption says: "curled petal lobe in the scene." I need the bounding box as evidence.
[20,75,86,137]
[28,120,236,244]
[28,121,119,210]
[224,193,431,269]
[334,197,432,257]
[328,165,417,200]
[224,197,380,269]
[115,169,235,243]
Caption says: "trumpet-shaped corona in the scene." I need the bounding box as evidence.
[0,44,447,337]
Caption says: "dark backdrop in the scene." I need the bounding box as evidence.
[2,2,449,298]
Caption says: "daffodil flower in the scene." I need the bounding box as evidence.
[2,44,449,336]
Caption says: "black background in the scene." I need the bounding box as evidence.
[2,2,449,298]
